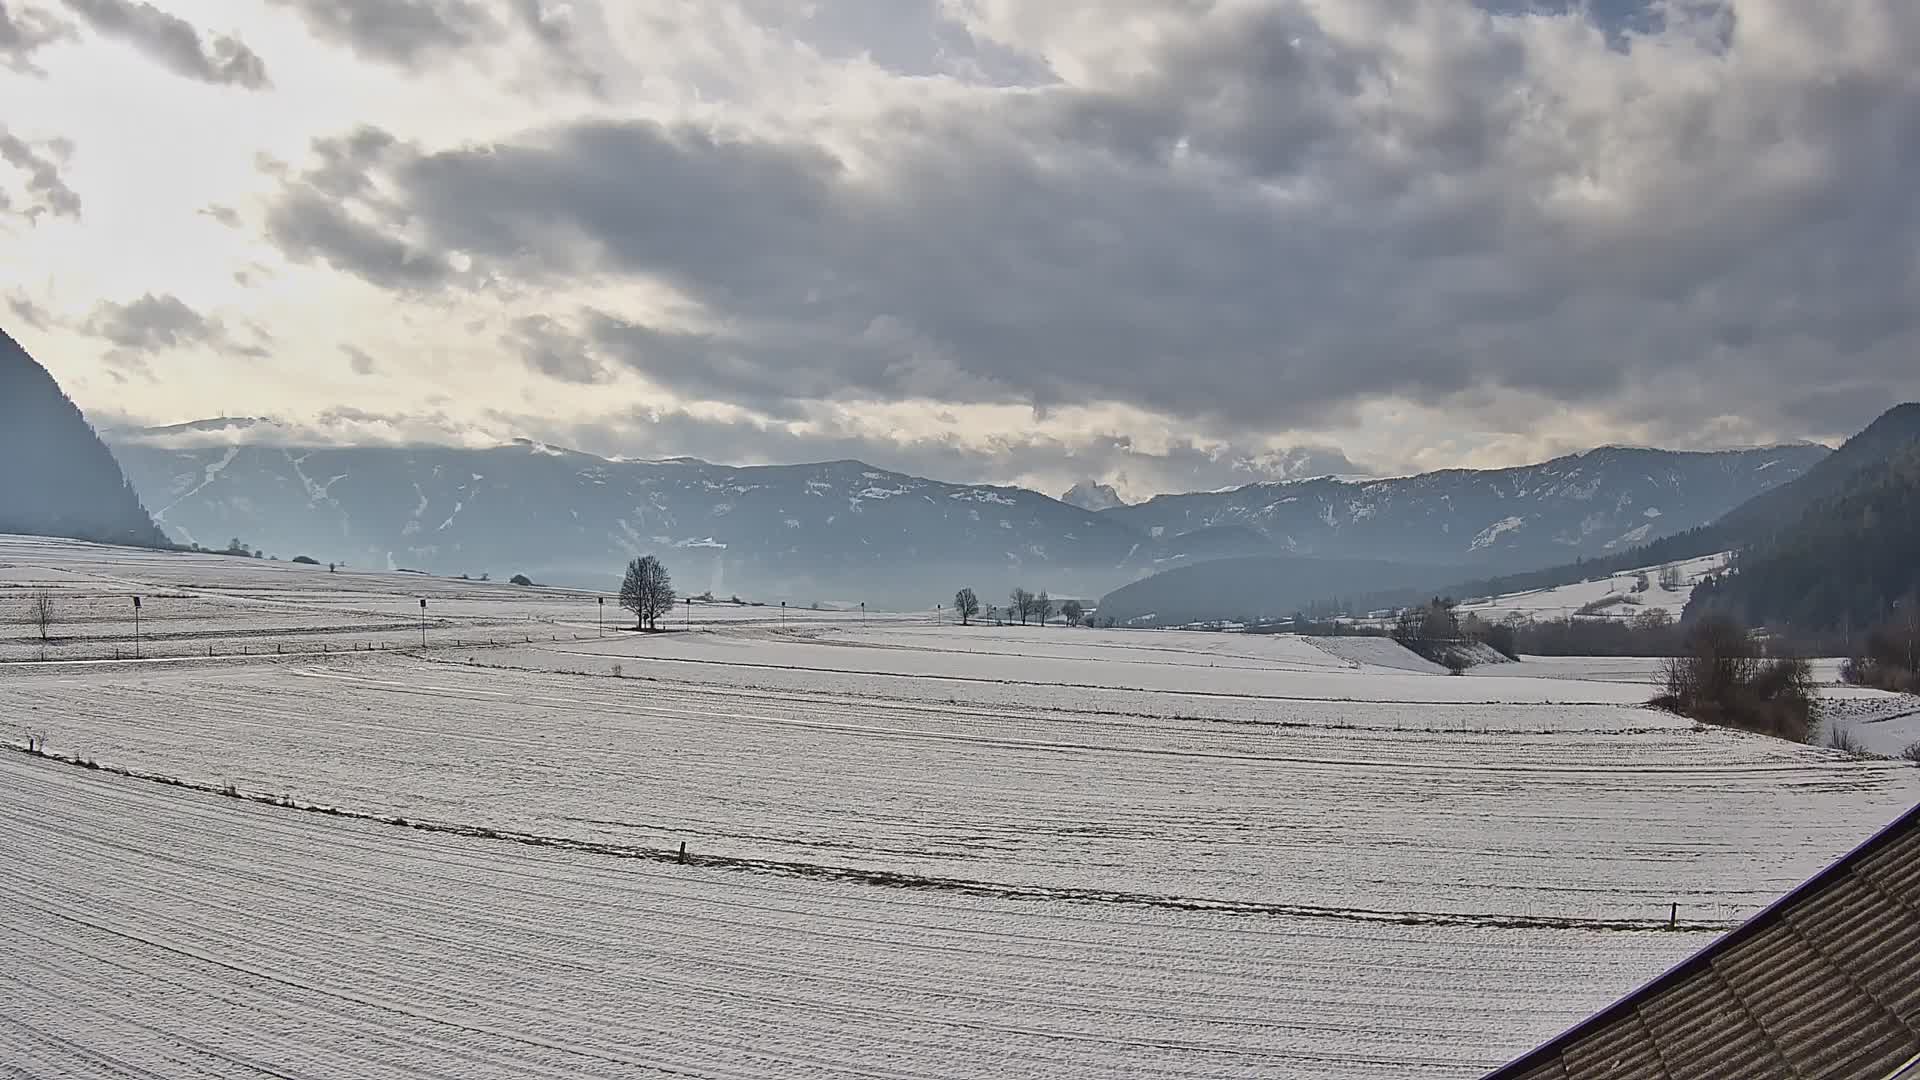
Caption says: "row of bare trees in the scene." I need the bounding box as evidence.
[952,586,1088,627]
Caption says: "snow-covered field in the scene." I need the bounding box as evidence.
[3,535,1917,1078]
[0,534,890,662]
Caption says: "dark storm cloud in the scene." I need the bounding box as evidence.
[504,314,607,385]
[85,293,262,357]
[0,127,80,220]
[340,344,376,375]
[59,0,268,88]
[260,0,1920,445]
[6,291,52,329]
[270,0,603,90]
[265,189,456,290]
[266,0,490,66]
[0,0,74,74]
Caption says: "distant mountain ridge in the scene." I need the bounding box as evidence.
[108,424,1827,608]
[106,437,1153,604]
[1099,444,1828,569]
[1264,404,1920,624]
[0,328,168,548]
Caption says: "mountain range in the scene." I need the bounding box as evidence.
[1129,403,1920,634]
[105,419,1825,607]
[1102,444,1829,571]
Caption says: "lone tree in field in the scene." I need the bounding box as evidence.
[31,590,52,637]
[31,590,53,652]
[1009,587,1035,626]
[954,587,980,626]
[620,555,675,630]
[1034,590,1054,626]
[1061,599,1085,627]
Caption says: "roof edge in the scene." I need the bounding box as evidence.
[1483,799,1920,1078]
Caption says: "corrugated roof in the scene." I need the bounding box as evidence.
[1486,802,1920,1080]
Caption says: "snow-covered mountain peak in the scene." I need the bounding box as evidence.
[1061,480,1126,512]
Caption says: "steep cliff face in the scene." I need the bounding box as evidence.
[0,329,168,548]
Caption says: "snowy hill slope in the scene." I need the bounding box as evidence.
[1456,553,1730,623]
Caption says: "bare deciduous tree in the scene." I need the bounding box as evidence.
[31,590,53,644]
[1061,599,1085,627]
[1009,587,1034,626]
[620,556,675,630]
[954,588,980,626]
[1033,590,1054,626]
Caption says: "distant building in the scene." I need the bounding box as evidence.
[1487,802,1920,1080]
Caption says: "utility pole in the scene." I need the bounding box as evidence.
[132,595,142,659]
[419,598,427,648]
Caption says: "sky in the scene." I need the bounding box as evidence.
[2,0,1917,501]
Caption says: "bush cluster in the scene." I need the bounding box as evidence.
[1653,616,1819,742]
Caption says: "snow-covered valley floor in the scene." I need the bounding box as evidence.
[3,536,1917,1078]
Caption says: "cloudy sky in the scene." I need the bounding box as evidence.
[3,0,1916,499]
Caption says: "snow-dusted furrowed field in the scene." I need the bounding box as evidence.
[0,535,887,662]
[4,536,1919,1078]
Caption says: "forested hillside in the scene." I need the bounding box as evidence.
[0,329,168,548]
[1690,443,1920,635]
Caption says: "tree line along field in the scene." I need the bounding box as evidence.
[3,534,1919,1078]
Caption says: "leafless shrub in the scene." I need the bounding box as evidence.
[1824,725,1867,756]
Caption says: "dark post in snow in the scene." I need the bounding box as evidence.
[132,595,142,659]
[685,595,691,631]
[419,597,427,648]
[860,601,866,626]
[1669,902,1677,930]
[781,600,786,628]
[598,595,604,637]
